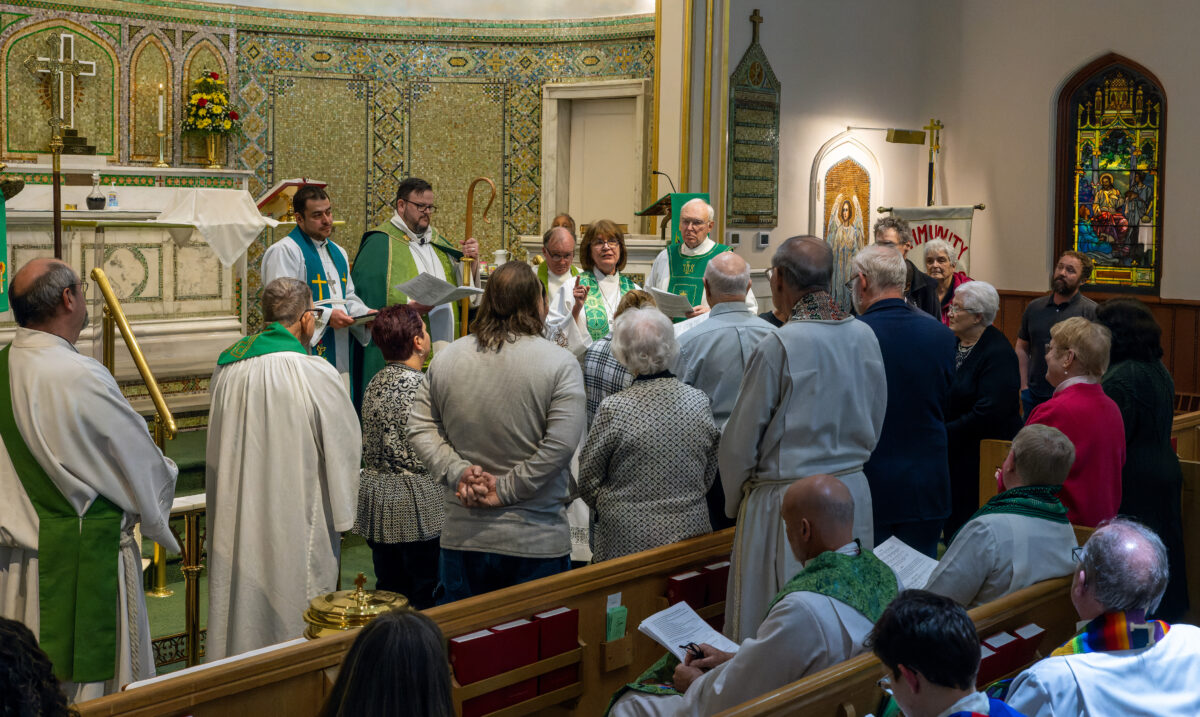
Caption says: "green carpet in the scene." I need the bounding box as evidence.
[142,428,376,673]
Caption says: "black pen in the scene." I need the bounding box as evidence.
[679,642,704,661]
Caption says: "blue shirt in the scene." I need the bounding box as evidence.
[676,303,778,429]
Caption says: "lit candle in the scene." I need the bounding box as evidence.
[157,83,164,132]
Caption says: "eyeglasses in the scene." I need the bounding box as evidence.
[877,674,893,696]
[1072,545,1086,564]
[947,304,972,315]
[303,308,322,319]
[594,237,621,247]
[75,281,89,295]
[844,274,859,291]
[547,252,575,262]
[680,218,709,227]
[404,200,437,214]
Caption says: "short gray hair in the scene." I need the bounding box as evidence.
[923,238,956,267]
[611,307,679,376]
[704,253,750,299]
[262,277,312,325]
[1078,518,1169,614]
[872,216,913,246]
[954,280,999,325]
[1010,424,1074,487]
[10,261,77,327]
[773,235,833,292]
[680,197,714,223]
[851,244,906,291]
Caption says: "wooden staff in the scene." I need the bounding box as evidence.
[461,176,496,336]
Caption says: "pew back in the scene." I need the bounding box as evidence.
[978,439,1012,507]
[713,577,1075,717]
[77,529,736,717]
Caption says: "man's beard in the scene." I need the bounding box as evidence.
[1051,276,1076,294]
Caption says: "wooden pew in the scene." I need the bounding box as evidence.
[977,438,1012,507]
[76,528,736,717]
[713,576,1075,717]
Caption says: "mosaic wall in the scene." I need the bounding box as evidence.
[0,1,654,328]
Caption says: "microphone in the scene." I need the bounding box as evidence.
[652,170,678,194]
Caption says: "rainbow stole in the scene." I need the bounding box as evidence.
[1051,610,1170,656]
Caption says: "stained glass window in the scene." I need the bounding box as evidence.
[1058,56,1165,293]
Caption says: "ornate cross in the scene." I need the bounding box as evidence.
[24,32,96,131]
[750,9,763,44]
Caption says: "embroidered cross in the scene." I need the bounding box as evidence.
[311,275,328,300]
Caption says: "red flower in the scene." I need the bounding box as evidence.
[229,111,239,120]
[210,72,220,80]
[197,97,208,107]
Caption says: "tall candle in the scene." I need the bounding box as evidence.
[157,83,164,132]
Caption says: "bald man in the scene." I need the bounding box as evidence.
[0,259,179,700]
[610,475,900,717]
[538,226,580,311]
[675,252,777,529]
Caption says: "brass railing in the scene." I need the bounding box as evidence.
[90,267,204,667]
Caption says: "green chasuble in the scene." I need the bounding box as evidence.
[0,345,122,683]
[537,261,579,296]
[611,544,897,707]
[349,220,461,411]
[667,241,730,306]
[218,322,309,365]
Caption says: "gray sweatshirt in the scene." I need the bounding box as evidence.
[408,333,585,558]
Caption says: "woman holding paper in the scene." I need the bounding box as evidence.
[579,307,719,562]
[545,219,640,356]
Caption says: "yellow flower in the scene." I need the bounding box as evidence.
[198,109,207,116]
[222,120,231,130]
[213,106,223,114]
[199,119,211,128]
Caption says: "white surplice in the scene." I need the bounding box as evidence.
[261,233,370,375]
[925,513,1078,608]
[645,238,759,313]
[1006,623,1200,716]
[204,350,361,660]
[718,318,886,641]
[544,269,640,356]
[0,328,179,701]
[610,543,880,717]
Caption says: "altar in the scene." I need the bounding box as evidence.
[2,161,259,420]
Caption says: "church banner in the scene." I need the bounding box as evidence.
[888,205,978,274]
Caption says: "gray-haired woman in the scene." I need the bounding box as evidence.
[578,307,720,562]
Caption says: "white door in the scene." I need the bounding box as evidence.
[567,97,639,232]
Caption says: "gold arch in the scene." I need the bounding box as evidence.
[130,33,171,162]
[180,38,229,165]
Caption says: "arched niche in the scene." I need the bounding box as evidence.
[181,38,229,166]
[808,132,883,235]
[130,34,171,163]
[2,19,118,160]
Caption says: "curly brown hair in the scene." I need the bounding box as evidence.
[471,262,546,352]
[0,617,77,717]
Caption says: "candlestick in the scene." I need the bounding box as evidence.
[154,131,168,168]
[157,83,164,132]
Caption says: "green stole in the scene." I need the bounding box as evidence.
[217,322,308,365]
[954,485,1069,542]
[537,261,578,296]
[667,241,730,306]
[612,544,898,706]
[349,220,459,412]
[0,345,122,683]
[577,271,637,341]
[287,226,348,366]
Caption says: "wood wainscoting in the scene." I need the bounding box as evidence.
[994,290,1200,394]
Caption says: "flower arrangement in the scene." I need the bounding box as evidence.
[182,71,241,135]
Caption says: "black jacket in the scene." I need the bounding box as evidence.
[905,259,941,319]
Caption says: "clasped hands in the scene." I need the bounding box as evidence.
[672,643,735,693]
[455,465,502,508]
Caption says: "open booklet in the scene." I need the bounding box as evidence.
[395,272,483,307]
[647,287,695,319]
[638,601,740,662]
[872,536,939,589]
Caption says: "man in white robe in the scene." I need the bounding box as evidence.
[926,425,1078,608]
[0,258,178,701]
[544,221,640,357]
[645,198,757,315]
[1006,518,1200,716]
[205,277,361,660]
[261,184,371,382]
[675,252,776,530]
[539,226,580,299]
[719,236,886,642]
[610,475,899,717]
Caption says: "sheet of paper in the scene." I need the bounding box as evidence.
[872,536,939,589]
[638,601,740,662]
[395,272,483,306]
[648,287,695,319]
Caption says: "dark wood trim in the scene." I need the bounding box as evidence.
[1053,53,1168,295]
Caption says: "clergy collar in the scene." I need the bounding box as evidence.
[296,227,327,247]
[803,540,859,568]
[592,267,619,283]
[680,237,715,256]
[1053,375,1098,395]
[391,211,432,245]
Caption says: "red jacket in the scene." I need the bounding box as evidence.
[1027,382,1126,527]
